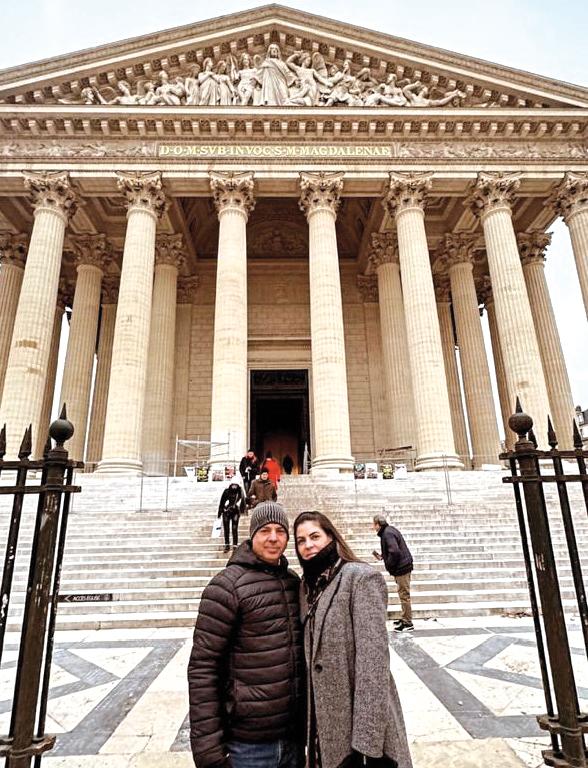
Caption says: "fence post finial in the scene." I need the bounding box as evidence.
[547,416,558,450]
[18,424,32,459]
[573,419,583,450]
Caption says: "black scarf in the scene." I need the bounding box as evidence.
[299,539,340,588]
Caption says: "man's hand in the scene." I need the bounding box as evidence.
[372,550,382,561]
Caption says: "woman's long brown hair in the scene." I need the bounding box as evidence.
[293,511,360,563]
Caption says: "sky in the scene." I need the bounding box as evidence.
[2,0,588,435]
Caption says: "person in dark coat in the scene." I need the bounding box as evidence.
[294,511,412,768]
[217,482,246,553]
[188,501,305,768]
[247,468,277,508]
[373,514,414,632]
[239,450,259,495]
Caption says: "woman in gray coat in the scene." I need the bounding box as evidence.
[293,511,412,768]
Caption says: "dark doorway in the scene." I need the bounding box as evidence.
[250,370,310,474]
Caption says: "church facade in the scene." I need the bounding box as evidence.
[0,6,586,476]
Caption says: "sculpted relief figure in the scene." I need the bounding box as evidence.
[50,46,474,108]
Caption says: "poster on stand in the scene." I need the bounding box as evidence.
[380,463,394,480]
[224,465,236,480]
[212,469,224,482]
[196,466,209,482]
[366,462,378,479]
[353,463,366,479]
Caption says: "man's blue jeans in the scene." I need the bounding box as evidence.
[228,739,303,768]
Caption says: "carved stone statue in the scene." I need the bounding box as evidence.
[402,80,466,107]
[234,53,260,106]
[258,43,296,106]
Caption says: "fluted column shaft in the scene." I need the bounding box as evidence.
[485,298,512,450]
[436,295,470,466]
[98,172,166,473]
[35,302,65,457]
[385,173,461,470]
[86,300,117,466]
[300,172,353,475]
[469,173,551,445]
[0,237,26,402]
[142,236,184,475]
[209,172,254,465]
[447,247,501,467]
[173,277,198,472]
[519,234,575,449]
[368,234,415,450]
[59,238,108,461]
[551,173,588,319]
[0,172,76,457]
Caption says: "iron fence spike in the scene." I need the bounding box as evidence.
[573,418,583,449]
[528,428,538,448]
[18,424,32,459]
[43,435,52,458]
[547,416,558,449]
[59,403,67,420]
[0,423,6,457]
[515,396,523,413]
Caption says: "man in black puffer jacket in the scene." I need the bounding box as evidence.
[188,501,305,768]
[373,514,414,633]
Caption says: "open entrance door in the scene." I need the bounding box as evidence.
[250,370,310,475]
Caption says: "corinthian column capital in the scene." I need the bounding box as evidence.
[547,172,588,222]
[57,276,74,310]
[155,233,186,268]
[383,172,433,217]
[210,171,255,219]
[0,232,27,267]
[368,232,399,271]
[116,171,167,218]
[517,231,552,267]
[434,278,451,303]
[101,275,120,304]
[476,275,493,308]
[23,171,78,222]
[444,232,478,268]
[466,172,521,218]
[357,274,379,303]
[177,275,200,304]
[299,171,344,219]
[71,233,113,271]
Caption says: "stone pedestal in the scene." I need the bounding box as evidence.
[518,232,576,449]
[445,234,501,468]
[98,172,166,474]
[368,232,415,452]
[142,235,184,475]
[384,173,461,471]
[0,172,76,458]
[59,235,110,462]
[435,282,471,467]
[300,171,353,476]
[550,172,588,320]
[86,279,118,467]
[208,172,254,467]
[0,234,27,402]
[468,172,551,445]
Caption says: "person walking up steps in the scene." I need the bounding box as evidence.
[373,514,414,632]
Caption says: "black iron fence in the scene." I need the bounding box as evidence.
[501,399,588,768]
[0,408,81,768]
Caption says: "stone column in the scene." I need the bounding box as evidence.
[0,172,76,457]
[300,171,353,476]
[86,278,118,467]
[478,278,513,450]
[549,172,588,319]
[59,235,110,462]
[0,234,27,402]
[173,276,199,472]
[142,235,185,475]
[383,172,461,470]
[468,172,551,445]
[34,280,70,458]
[368,232,415,452]
[208,171,255,466]
[445,234,501,467]
[98,171,166,474]
[435,280,471,467]
[518,231,576,448]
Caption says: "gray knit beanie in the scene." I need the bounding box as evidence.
[249,501,289,540]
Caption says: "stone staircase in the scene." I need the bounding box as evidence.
[1,470,587,630]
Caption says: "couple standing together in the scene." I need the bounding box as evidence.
[188,502,412,768]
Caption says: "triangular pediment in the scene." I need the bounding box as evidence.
[0,5,586,111]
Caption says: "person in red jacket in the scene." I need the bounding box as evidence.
[261,450,281,488]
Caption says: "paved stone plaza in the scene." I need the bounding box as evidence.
[3,617,586,768]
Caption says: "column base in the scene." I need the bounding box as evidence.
[311,455,355,479]
[415,452,464,471]
[95,457,144,475]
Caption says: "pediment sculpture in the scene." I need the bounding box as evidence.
[58,43,469,109]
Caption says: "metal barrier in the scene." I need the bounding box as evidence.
[501,399,587,768]
[0,408,81,768]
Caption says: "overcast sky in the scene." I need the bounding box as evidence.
[2,0,587,433]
